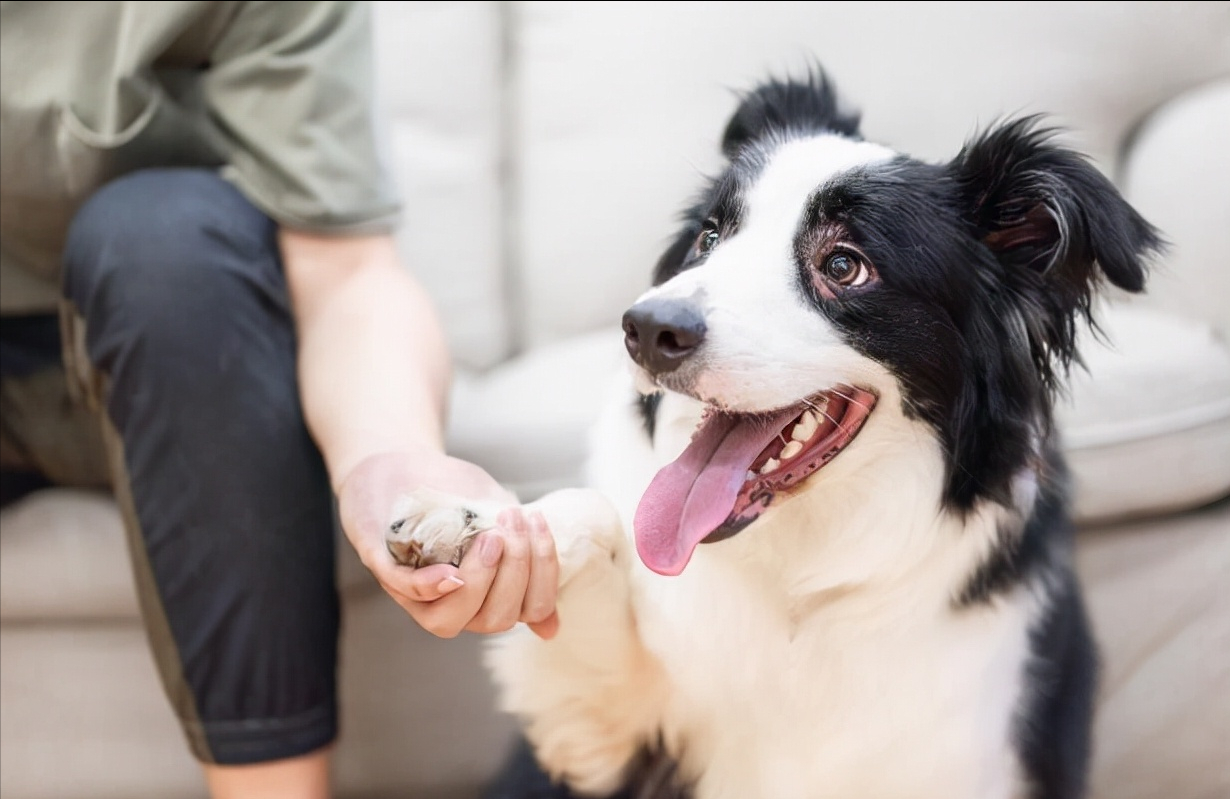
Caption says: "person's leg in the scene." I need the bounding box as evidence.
[62,168,340,796]
[203,749,331,799]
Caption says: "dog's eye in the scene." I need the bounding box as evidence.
[820,251,872,288]
[696,221,720,253]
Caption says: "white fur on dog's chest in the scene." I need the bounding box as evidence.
[631,551,1031,799]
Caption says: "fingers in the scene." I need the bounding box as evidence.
[520,511,559,637]
[398,563,467,602]
[392,533,504,638]
[528,610,560,640]
[379,506,561,640]
[466,509,533,634]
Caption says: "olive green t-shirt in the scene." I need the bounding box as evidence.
[0,0,402,315]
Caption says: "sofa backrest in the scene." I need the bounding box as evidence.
[372,2,510,369]
[374,2,1230,370]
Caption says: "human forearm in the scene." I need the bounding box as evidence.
[280,230,450,489]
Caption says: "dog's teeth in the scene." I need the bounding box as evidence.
[759,458,780,475]
[781,440,804,460]
[792,412,820,442]
[746,470,757,481]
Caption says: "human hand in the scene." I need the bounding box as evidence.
[337,449,560,639]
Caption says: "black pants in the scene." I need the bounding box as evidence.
[7,168,340,765]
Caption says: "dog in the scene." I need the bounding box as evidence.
[389,69,1161,799]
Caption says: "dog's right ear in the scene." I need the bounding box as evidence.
[721,68,861,160]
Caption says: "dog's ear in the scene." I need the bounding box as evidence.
[952,117,1160,294]
[951,117,1162,364]
[721,68,861,160]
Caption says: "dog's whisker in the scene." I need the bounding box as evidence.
[796,396,853,437]
[819,409,850,436]
[829,388,874,414]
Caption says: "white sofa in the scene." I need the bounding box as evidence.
[2,3,1228,798]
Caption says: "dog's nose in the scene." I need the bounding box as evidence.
[622,298,707,374]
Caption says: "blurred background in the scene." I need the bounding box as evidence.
[2,2,1228,798]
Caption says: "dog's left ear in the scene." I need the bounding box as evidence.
[951,117,1162,306]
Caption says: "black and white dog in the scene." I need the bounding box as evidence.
[390,70,1160,799]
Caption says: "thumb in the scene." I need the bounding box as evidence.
[396,563,467,602]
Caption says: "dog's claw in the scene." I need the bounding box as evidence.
[387,536,425,568]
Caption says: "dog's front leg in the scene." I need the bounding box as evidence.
[485,488,668,797]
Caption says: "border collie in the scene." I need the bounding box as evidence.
[389,70,1160,799]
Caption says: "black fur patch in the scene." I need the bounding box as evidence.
[652,171,748,287]
[652,67,857,289]
[637,392,663,441]
[720,68,861,159]
[1014,571,1099,799]
[619,742,693,799]
[955,446,1067,607]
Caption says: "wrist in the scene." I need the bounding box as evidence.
[330,438,443,495]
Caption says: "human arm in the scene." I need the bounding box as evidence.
[281,230,559,639]
[196,1,558,637]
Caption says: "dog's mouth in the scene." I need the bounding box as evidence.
[634,386,877,576]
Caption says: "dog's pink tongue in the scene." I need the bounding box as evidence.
[635,409,792,576]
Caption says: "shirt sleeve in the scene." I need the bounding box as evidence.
[202,0,401,234]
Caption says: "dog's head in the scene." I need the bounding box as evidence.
[627,69,1161,576]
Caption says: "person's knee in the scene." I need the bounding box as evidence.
[62,168,279,337]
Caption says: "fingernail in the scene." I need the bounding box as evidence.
[481,534,505,567]
[436,575,465,594]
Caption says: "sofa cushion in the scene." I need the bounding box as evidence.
[1121,79,1230,339]
[0,624,207,799]
[1059,305,1230,522]
[0,488,139,621]
[0,488,379,622]
[0,591,516,799]
[448,328,627,500]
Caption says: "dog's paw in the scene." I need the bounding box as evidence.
[386,487,501,568]
[385,486,626,577]
[528,488,626,584]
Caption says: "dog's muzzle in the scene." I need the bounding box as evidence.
[622,297,706,376]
